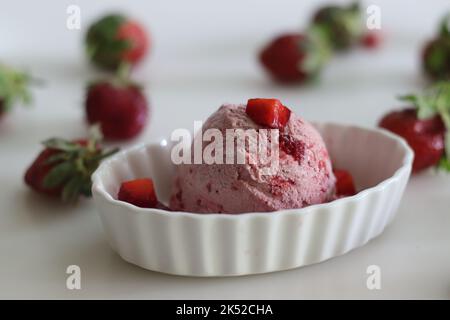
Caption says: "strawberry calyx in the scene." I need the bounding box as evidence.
[423,37,450,80]
[422,13,450,80]
[41,126,119,202]
[398,81,450,171]
[86,14,132,70]
[311,1,363,50]
[88,62,139,89]
[299,25,332,78]
[439,13,450,38]
[0,63,32,113]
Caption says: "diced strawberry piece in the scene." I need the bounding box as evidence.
[118,178,158,208]
[279,134,305,163]
[246,98,291,129]
[333,169,357,197]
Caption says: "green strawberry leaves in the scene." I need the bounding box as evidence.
[43,161,74,189]
[88,61,141,91]
[423,37,450,80]
[0,64,32,112]
[439,13,450,38]
[85,14,131,71]
[311,1,363,50]
[423,12,450,80]
[300,25,332,76]
[43,138,83,152]
[42,126,119,202]
[399,81,450,171]
[438,155,450,171]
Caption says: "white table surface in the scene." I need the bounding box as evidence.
[1,0,449,299]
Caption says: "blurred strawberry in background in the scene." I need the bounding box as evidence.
[85,14,149,71]
[311,2,363,51]
[259,2,382,85]
[379,82,450,173]
[85,67,149,140]
[259,29,330,84]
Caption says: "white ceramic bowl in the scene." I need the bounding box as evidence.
[92,123,413,276]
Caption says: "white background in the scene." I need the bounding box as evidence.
[1,0,449,299]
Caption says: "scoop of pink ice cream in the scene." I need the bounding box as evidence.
[169,104,335,213]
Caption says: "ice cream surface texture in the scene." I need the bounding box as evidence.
[169,103,336,213]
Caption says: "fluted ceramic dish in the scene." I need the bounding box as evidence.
[92,122,413,276]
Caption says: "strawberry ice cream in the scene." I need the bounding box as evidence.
[169,101,336,213]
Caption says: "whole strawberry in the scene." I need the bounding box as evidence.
[24,127,118,202]
[311,2,363,51]
[422,14,450,80]
[85,71,149,140]
[379,82,450,173]
[85,14,149,71]
[259,29,330,83]
[0,63,32,118]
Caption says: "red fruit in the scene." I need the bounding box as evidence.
[24,148,62,197]
[24,133,118,202]
[259,34,308,83]
[86,82,148,140]
[118,178,158,208]
[86,14,149,71]
[333,169,357,197]
[379,108,445,172]
[361,31,381,49]
[246,98,291,129]
[117,21,148,64]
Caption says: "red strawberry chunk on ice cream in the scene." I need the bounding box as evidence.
[118,178,158,208]
[246,98,291,129]
[333,169,356,197]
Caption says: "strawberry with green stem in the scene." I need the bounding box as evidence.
[259,26,331,84]
[24,126,119,202]
[0,63,33,118]
[311,2,363,51]
[85,64,149,140]
[379,81,450,172]
[85,14,149,71]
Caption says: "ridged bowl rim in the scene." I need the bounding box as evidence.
[92,122,414,219]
